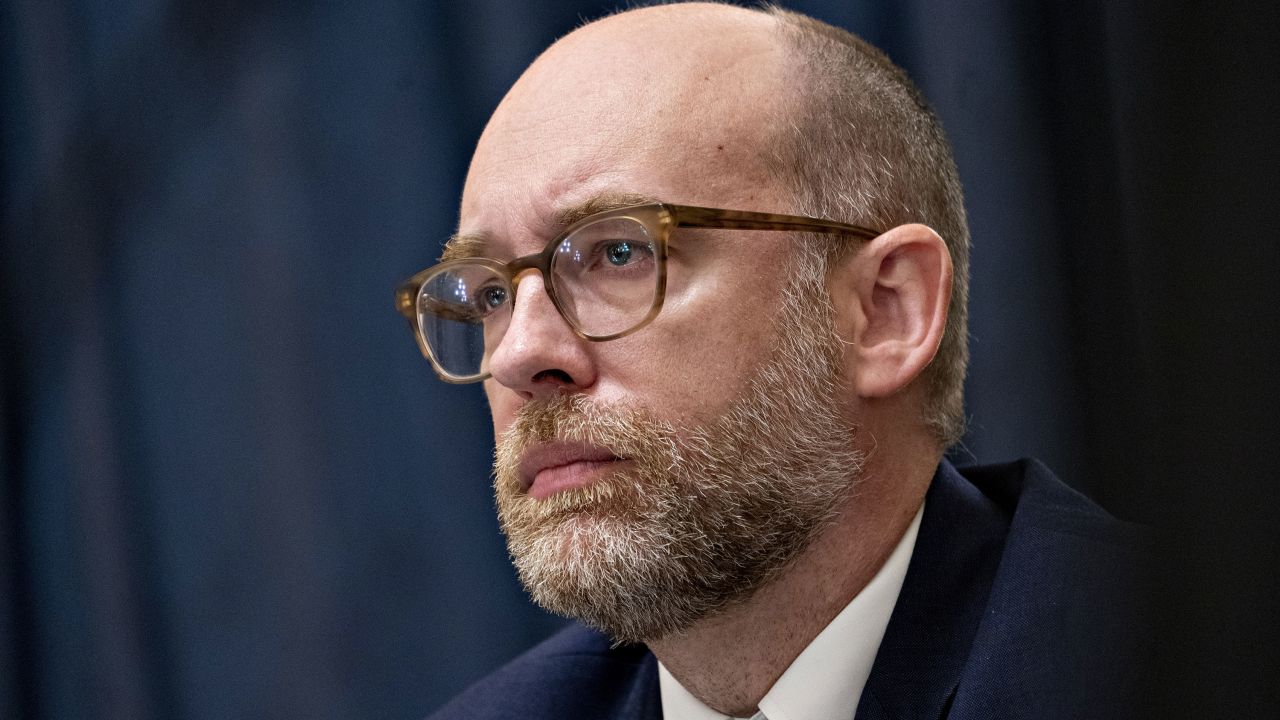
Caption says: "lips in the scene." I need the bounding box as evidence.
[519,441,624,500]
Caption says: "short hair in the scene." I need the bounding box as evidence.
[764,6,971,446]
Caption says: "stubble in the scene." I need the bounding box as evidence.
[493,258,865,643]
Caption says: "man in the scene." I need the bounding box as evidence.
[400,3,1150,718]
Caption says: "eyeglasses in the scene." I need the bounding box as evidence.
[395,203,881,383]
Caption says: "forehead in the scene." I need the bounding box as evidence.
[458,7,791,252]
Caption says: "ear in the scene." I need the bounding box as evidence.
[828,223,952,399]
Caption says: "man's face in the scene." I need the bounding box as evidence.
[464,8,800,438]
[459,8,863,641]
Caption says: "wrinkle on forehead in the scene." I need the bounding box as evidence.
[460,3,793,244]
[443,192,659,262]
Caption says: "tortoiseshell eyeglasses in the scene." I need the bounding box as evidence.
[395,203,881,383]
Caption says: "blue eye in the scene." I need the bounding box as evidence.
[479,285,508,310]
[605,241,633,266]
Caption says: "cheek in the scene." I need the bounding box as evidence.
[592,284,781,422]
[668,259,785,371]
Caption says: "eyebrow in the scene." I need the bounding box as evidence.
[555,192,657,226]
[439,191,659,262]
[439,233,488,262]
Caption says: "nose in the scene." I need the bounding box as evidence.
[486,272,596,397]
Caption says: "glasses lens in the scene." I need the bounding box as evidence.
[417,263,511,378]
[551,215,660,337]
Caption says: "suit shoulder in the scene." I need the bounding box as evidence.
[426,624,658,720]
[949,459,1155,717]
[957,458,1149,547]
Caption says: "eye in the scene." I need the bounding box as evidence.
[478,285,508,311]
[605,241,634,266]
[553,217,657,279]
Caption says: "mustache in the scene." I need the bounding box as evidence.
[499,394,678,456]
[494,394,681,490]
[503,394,599,448]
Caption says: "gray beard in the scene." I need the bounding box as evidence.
[493,267,865,643]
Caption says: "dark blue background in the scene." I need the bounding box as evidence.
[2,1,1276,718]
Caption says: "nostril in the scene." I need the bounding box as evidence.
[532,369,574,384]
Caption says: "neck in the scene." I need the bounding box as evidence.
[648,449,936,717]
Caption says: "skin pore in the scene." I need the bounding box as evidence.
[462,4,952,716]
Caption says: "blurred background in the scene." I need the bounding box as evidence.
[2,1,1276,718]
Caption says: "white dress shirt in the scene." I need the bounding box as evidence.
[658,503,924,720]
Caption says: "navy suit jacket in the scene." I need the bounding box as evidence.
[429,460,1152,719]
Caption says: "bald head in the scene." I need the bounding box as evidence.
[495,2,783,135]
[537,1,778,81]
[460,1,969,447]
[462,3,795,224]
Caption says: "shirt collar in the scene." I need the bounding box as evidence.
[658,503,924,720]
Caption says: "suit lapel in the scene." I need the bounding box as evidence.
[855,461,1011,720]
[617,649,663,720]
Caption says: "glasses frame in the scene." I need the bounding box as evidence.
[396,202,882,383]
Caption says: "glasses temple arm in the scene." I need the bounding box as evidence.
[670,205,881,239]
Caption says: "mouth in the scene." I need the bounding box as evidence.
[518,441,626,500]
